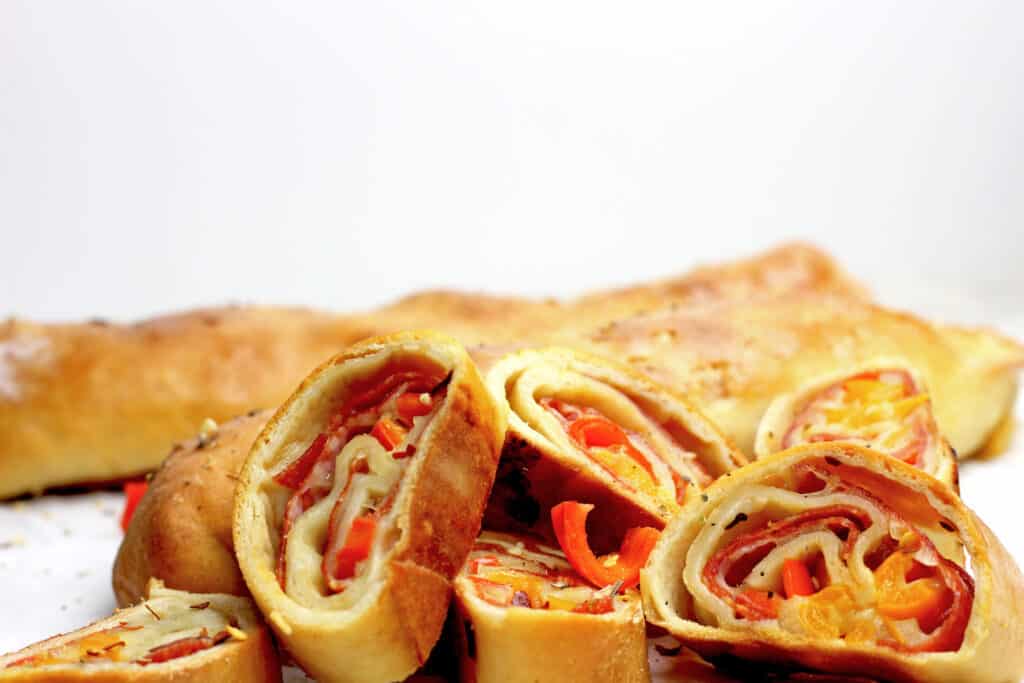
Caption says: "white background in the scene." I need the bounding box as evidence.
[1,1,1023,322]
[1,0,1022,676]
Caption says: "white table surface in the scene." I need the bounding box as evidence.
[2,319,1022,681]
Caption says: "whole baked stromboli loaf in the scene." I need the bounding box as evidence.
[2,244,1019,498]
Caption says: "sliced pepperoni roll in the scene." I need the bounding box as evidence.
[233,332,504,683]
[0,580,278,682]
[482,347,744,548]
[453,530,648,683]
[642,443,1024,683]
[755,361,957,490]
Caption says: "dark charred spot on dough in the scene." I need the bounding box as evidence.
[725,512,748,530]
[199,313,222,327]
[824,456,841,467]
[247,409,260,417]
[463,619,476,659]
[654,643,683,657]
[939,519,957,533]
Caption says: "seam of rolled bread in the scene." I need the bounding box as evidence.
[233,331,504,683]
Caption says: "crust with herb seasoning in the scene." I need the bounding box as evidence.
[0,581,279,682]
[113,410,271,606]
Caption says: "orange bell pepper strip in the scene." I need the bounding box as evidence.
[331,515,377,581]
[782,558,816,598]
[120,480,149,532]
[550,501,660,589]
[568,415,655,479]
[736,588,781,619]
[371,417,407,451]
[874,552,950,624]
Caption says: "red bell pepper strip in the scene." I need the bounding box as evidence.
[274,433,328,489]
[329,514,377,582]
[567,416,656,480]
[571,593,615,614]
[139,630,226,664]
[120,480,149,532]
[550,501,660,589]
[782,558,815,598]
[371,417,407,451]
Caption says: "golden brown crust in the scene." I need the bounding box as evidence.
[112,410,270,606]
[641,443,1024,683]
[453,587,649,683]
[568,242,870,327]
[0,584,280,683]
[0,308,373,499]
[233,331,505,683]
